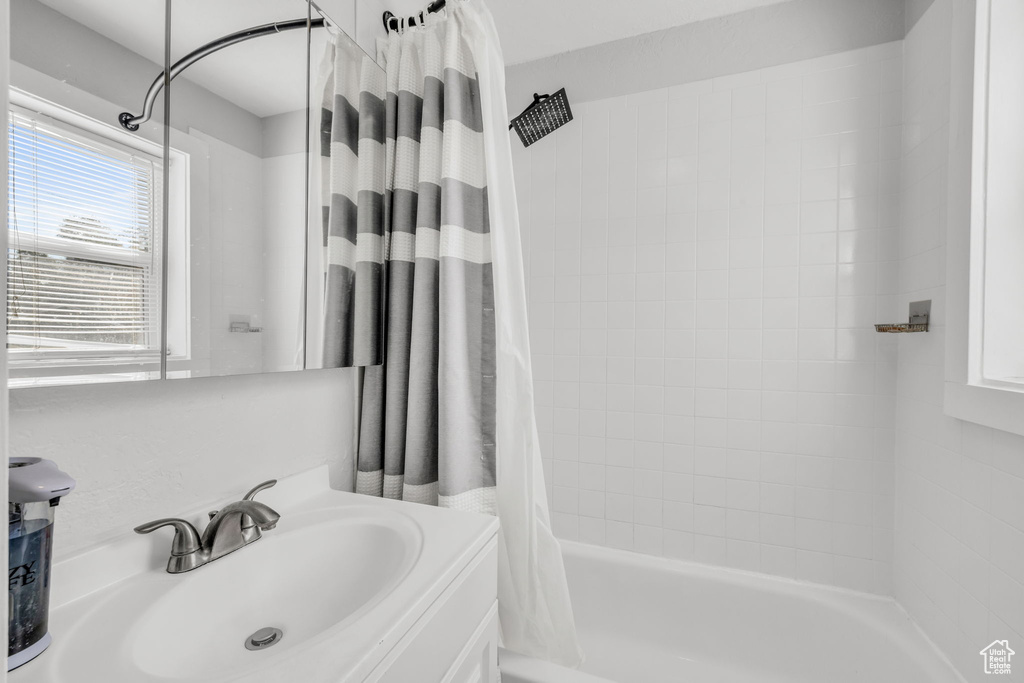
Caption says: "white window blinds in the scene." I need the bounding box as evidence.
[7,108,162,358]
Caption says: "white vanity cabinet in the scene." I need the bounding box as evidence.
[368,538,499,683]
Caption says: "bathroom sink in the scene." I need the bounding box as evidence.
[56,508,421,682]
[130,513,412,679]
[11,467,499,683]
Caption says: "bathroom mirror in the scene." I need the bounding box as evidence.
[7,0,386,386]
[304,1,387,370]
[165,0,386,378]
[7,0,170,387]
[164,0,314,378]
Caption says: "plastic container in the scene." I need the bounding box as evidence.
[8,458,75,671]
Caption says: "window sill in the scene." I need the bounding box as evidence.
[944,380,1024,437]
[8,373,159,389]
[8,355,162,388]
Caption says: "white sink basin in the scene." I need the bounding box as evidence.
[140,512,416,680]
[12,467,499,683]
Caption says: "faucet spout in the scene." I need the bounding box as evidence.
[202,500,280,558]
[239,500,280,529]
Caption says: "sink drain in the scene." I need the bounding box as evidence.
[245,627,283,651]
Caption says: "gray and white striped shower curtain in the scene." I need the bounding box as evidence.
[321,2,583,666]
[320,38,386,368]
[322,17,497,513]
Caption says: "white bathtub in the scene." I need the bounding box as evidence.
[499,541,963,683]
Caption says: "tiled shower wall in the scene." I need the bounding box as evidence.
[895,0,1024,679]
[512,41,903,594]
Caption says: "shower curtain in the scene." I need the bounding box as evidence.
[320,0,583,668]
[319,38,387,368]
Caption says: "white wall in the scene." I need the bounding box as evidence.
[893,0,1024,680]
[262,152,308,372]
[504,0,906,113]
[906,0,938,32]
[513,41,903,594]
[190,130,267,377]
[8,369,357,560]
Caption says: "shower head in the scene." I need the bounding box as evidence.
[509,89,573,147]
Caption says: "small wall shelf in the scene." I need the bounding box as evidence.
[875,300,930,333]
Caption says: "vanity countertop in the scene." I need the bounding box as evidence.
[10,466,499,683]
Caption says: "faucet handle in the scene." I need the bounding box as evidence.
[209,478,275,523]
[240,480,277,538]
[243,479,277,501]
[134,518,201,556]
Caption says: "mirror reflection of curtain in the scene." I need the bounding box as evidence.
[318,35,386,368]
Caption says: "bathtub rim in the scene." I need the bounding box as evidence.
[557,539,968,683]
[498,647,614,683]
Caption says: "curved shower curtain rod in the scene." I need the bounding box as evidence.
[119,17,326,132]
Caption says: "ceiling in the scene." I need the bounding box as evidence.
[35,0,795,119]
[36,0,333,118]
[385,0,797,65]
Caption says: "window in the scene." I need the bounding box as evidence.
[943,0,1024,436]
[971,0,1024,387]
[6,104,163,375]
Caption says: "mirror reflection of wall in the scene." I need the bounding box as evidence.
[164,0,312,379]
[7,0,169,387]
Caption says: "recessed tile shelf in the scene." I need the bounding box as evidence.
[875,300,930,333]
[874,323,928,333]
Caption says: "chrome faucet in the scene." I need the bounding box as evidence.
[134,480,280,574]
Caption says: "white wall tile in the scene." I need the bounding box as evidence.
[514,42,899,595]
